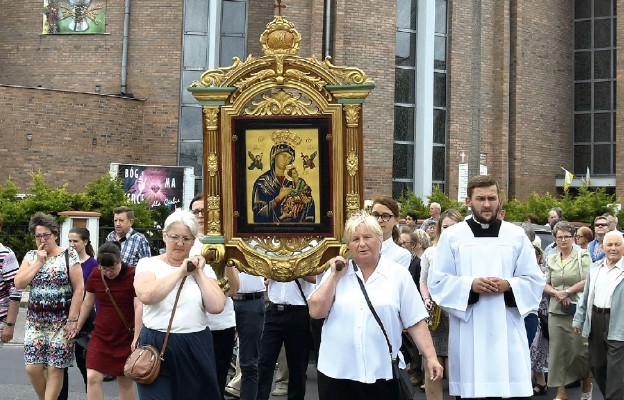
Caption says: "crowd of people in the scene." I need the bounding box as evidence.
[0,175,623,399]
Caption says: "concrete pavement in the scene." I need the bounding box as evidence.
[5,302,603,400]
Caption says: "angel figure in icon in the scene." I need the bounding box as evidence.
[248,151,264,170]
[301,151,317,173]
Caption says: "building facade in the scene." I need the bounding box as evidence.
[0,0,620,203]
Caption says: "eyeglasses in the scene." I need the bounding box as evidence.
[191,209,204,216]
[101,265,118,273]
[371,212,394,222]
[556,235,574,241]
[595,223,609,228]
[35,233,53,240]
[164,233,195,245]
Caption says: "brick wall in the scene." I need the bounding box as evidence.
[0,0,583,201]
[616,0,624,200]
[510,0,573,198]
[332,0,396,198]
[246,1,397,200]
[0,0,182,191]
[0,85,151,192]
[448,0,573,200]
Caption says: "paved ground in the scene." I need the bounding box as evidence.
[3,305,603,400]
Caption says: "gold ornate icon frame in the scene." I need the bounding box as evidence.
[188,13,373,281]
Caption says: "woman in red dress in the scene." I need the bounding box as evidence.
[76,241,142,400]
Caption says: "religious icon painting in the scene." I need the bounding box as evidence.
[232,116,333,236]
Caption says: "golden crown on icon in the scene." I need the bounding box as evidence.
[271,129,301,147]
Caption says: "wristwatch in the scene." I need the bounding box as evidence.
[5,322,15,327]
[565,289,570,295]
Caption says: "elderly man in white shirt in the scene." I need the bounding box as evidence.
[573,230,624,400]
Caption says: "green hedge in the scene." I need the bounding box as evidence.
[398,185,622,227]
[0,171,167,261]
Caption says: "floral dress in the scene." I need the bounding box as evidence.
[23,248,79,368]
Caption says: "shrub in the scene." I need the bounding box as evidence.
[398,186,467,219]
[398,185,619,227]
[0,172,164,261]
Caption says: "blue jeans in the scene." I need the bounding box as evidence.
[233,297,265,400]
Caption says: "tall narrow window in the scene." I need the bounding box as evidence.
[392,0,448,199]
[574,0,616,175]
[393,0,418,198]
[432,0,447,192]
[179,0,248,193]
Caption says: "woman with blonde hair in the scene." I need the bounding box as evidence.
[309,211,442,399]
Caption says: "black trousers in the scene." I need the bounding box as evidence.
[588,312,624,400]
[211,327,236,400]
[256,304,310,400]
[317,371,398,400]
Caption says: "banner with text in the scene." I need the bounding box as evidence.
[117,164,184,210]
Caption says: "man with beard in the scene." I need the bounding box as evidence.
[428,175,545,399]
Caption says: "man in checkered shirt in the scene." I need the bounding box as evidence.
[105,206,151,266]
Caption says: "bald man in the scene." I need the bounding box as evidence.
[419,202,441,231]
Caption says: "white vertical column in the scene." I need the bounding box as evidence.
[413,0,435,199]
[208,0,222,69]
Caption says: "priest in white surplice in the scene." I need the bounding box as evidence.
[428,176,545,398]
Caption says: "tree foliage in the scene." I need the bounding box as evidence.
[398,186,467,219]
[398,185,620,226]
[0,172,165,261]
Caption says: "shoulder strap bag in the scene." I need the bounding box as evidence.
[123,274,188,385]
[351,260,414,400]
[101,268,133,336]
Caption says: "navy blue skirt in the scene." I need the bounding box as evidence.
[137,327,220,399]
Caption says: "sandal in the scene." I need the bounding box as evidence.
[532,383,547,396]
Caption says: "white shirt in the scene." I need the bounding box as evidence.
[381,237,411,268]
[267,279,314,305]
[136,257,217,333]
[419,246,435,285]
[238,273,266,293]
[313,257,427,383]
[592,262,624,308]
[189,238,235,331]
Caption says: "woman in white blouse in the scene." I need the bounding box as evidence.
[308,211,443,399]
[371,196,411,268]
[134,210,226,399]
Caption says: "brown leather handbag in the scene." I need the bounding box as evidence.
[124,275,188,384]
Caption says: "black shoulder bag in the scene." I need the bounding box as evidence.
[352,260,415,400]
